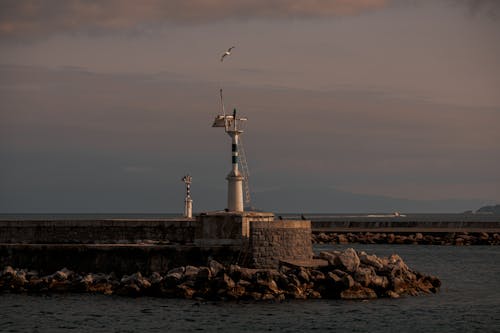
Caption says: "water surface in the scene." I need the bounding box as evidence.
[1,245,499,332]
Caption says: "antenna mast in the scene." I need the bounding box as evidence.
[213,45,251,211]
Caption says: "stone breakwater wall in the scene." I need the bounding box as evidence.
[0,219,195,244]
[312,231,500,245]
[0,244,240,276]
[311,220,500,245]
[311,220,500,231]
[0,217,312,272]
[0,248,440,301]
[249,220,313,268]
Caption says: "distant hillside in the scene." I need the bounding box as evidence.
[247,186,489,214]
[476,204,500,215]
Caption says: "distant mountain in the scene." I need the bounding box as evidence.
[247,186,489,214]
[476,204,500,215]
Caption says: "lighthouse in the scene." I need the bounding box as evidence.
[212,105,248,212]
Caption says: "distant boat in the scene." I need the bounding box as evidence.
[366,212,407,218]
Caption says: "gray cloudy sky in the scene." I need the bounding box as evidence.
[0,0,499,213]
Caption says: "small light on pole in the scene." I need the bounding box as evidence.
[182,174,193,218]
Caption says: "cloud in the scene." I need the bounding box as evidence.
[0,0,389,41]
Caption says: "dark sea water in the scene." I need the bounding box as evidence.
[1,244,499,333]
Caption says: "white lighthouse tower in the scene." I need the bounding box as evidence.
[212,98,248,212]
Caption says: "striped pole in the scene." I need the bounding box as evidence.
[226,108,244,212]
[182,175,193,218]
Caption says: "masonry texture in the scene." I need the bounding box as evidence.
[249,220,313,268]
[0,219,195,244]
[0,244,240,275]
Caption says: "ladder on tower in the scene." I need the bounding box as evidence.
[238,137,251,205]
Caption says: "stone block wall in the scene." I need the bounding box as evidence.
[195,211,275,246]
[0,219,195,244]
[0,244,241,275]
[248,220,313,268]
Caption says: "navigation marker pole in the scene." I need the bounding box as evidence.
[182,174,193,218]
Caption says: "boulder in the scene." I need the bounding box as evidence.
[338,248,360,272]
[386,290,400,299]
[49,279,72,293]
[307,290,322,299]
[319,251,338,266]
[27,277,48,292]
[256,278,280,295]
[165,269,184,286]
[246,291,263,301]
[332,269,348,277]
[354,267,375,287]
[261,293,276,301]
[340,274,355,290]
[226,285,246,299]
[167,266,185,276]
[337,234,349,244]
[1,266,16,279]
[237,279,252,288]
[359,252,384,270]
[340,286,377,300]
[11,270,28,288]
[327,272,343,285]
[388,254,409,272]
[175,282,196,299]
[317,233,330,243]
[286,284,306,299]
[116,282,141,297]
[391,277,408,294]
[53,268,73,281]
[370,275,389,290]
[214,273,235,290]
[296,268,310,283]
[121,272,151,290]
[310,270,325,282]
[387,234,395,243]
[196,267,212,283]
[184,266,200,281]
[149,272,163,285]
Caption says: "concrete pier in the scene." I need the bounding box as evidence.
[0,219,196,244]
[0,214,313,272]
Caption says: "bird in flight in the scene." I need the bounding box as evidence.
[220,46,235,62]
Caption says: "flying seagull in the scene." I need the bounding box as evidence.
[220,46,235,62]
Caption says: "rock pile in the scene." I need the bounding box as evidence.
[313,231,500,245]
[0,249,440,301]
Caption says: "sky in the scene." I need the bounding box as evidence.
[0,0,499,213]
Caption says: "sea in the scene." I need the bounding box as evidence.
[1,214,499,332]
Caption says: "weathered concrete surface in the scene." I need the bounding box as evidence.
[195,211,274,245]
[0,244,240,275]
[0,219,195,244]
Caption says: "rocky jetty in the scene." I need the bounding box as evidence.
[313,231,500,245]
[0,249,440,301]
